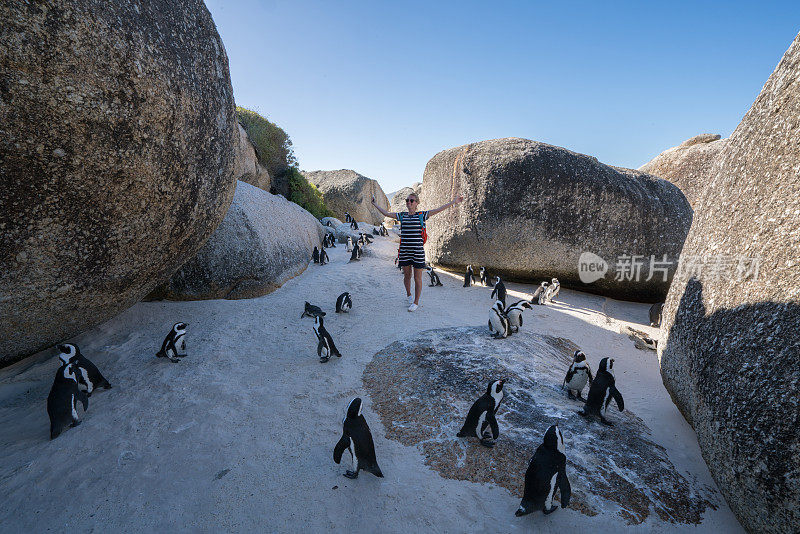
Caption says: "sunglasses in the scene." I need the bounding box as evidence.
[405,198,417,203]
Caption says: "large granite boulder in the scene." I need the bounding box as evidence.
[0,0,237,367]
[149,182,325,300]
[234,123,271,192]
[302,169,389,225]
[364,327,718,525]
[639,134,726,207]
[389,183,423,213]
[659,33,800,534]
[421,138,692,302]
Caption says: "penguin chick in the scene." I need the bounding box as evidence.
[334,398,383,478]
[516,424,571,517]
[457,379,505,448]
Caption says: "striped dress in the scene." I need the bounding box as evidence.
[397,210,429,266]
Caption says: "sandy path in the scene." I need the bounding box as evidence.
[0,238,742,532]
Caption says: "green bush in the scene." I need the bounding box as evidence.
[236,107,296,179]
[287,168,335,219]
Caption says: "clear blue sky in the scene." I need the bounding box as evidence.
[205,0,799,193]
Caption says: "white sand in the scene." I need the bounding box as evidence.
[0,238,743,532]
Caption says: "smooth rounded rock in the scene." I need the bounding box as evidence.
[303,169,389,225]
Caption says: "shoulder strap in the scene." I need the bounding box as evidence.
[418,212,426,228]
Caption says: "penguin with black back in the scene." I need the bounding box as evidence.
[505,300,532,333]
[457,379,505,448]
[563,350,593,400]
[301,302,326,319]
[427,267,443,286]
[490,276,507,306]
[312,246,320,264]
[335,292,352,313]
[319,248,329,265]
[350,220,358,230]
[515,424,571,517]
[313,316,341,363]
[479,267,488,286]
[463,265,474,287]
[580,357,624,425]
[372,227,379,235]
[488,300,511,339]
[649,302,664,327]
[57,343,111,396]
[156,322,188,362]
[349,244,361,262]
[47,362,88,439]
[334,397,383,478]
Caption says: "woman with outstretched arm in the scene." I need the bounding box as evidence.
[371,191,464,311]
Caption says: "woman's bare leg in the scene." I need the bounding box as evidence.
[403,265,412,297]
[413,267,423,304]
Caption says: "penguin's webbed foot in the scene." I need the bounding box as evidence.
[169,357,180,363]
[600,417,614,426]
[543,505,558,515]
[343,470,358,479]
[319,357,330,363]
[515,505,531,517]
[70,419,82,427]
[479,438,496,448]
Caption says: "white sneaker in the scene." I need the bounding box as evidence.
[407,294,414,305]
[408,303,419,312]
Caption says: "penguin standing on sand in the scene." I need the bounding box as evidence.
[427,267,443,286]
[479,267,488,286]
[563,351,593,400]
[312,246,320,264]
[505,300,532,333]
[313,316,341,363]
[372,227,379,236]
[548,278,561,301]
[57,343,111,395]
[350,220,358,230]
[580,357,624,425]
[301,302,326,319]
[490,276,507,306]
[319,248,329,265]
[47,362,88,439]
[156,322,188,363]
[530,282,546,305]
[457,379,505,448]
[349,244,361,262]
[649,303,664,327]
[463,265,474,287]
[335,292,352,313]
[345,212,351,223]
[515,424,571,517]
[488,300,511,339]
[329,234,336,247]
[346,236,353,252]
[334,398,383,479]
[535,282,550,305]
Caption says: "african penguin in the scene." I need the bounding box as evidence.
[490,276,507,306]
[334,397,383,479]
[313,316,341,363]
[515,424,571,516]
[319,249,329,265]
[57,343,111,396]
[563,350,593,401]
[346,236,353,252]
[47,362,88,439]
[649,302,664,327]
[580,357,624,426]
[427,267,443,287]
[349,244,361,262]
[345,212,351,222]
[312,246,320,264]
[350,220,358,230]
[301,302,326,319]
[372,227,379,235]
[457,379,505,448]
[479,267,488,286]
[364,233,373,244]
[547,278,561,302]
[536,282,550,305]
[463,265,474,287]
[335,292,352,313]
[488,300,511,339]
[505,300,532,333]
[156,322,188,363]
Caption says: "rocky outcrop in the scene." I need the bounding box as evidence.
[303,169,389,225]
[421,138,692,302]
[0,0,237,366]
[639,134,726,206]
[321,217,379,244]
[364,327,717,525]
[149,182,325,300]
[234,123,270,192]
[659,34,800,534]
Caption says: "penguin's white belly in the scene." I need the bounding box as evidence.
[476,411,488,438]
[507,310,522,327]
[566,369,588,391]
[489,312,504,333]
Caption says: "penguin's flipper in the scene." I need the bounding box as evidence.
[333,434,349,464]
[611,386,625,412]
[77,390,89,411]
[487,411,500,440]
[366,463,384,478]
[543,505,559,515]
[600,416,614,426]
[515,502,533,517]
[558,467,571,508]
